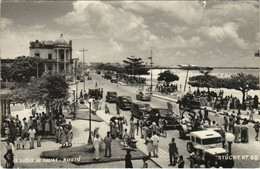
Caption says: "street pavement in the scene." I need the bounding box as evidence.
[81,72,260,168]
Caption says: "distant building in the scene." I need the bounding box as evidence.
[29,34,73,74]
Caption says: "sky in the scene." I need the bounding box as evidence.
[1,1,260,67]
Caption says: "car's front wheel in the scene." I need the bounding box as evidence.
[186,142,194,153]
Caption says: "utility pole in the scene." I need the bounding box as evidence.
[148,50,153,94]
[79,48,88,91]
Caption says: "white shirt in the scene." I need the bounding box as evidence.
[28,129,36,138]
[93,137,100,148]
[151,134,159,145]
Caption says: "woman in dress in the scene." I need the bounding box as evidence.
[67,129,73,147]
[45,119,50,135]
[60,127,67,148]
[146,133,153,157]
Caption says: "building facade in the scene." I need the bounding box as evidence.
[29,34,73,74]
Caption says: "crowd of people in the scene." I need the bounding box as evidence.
[155,83,178,94]
[184,89,259,112]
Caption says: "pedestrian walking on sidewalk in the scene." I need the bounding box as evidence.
[151,131,159,157]
[136,120,140,136]
[224,116,228,132]
[142,156,148,168]
[93,134,100,161]
[123,129,129,147]
[145,133,153,157]
[234,121,241,143]
[104,131,112,157]
[168,138,178,166]
[241,120,248,143]
[28,127,36,149]
[129,118,136,139]
[31,104,37,118]
[249,109,255,122]
[67,129,73,147]
[254,121,260,141]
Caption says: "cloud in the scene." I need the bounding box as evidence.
[109,38,123,52]
[201,22,248,49]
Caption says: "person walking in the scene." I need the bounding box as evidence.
[125,149,133,168]
[254,121,260,141]
[28,127,36,149]
[60,127,67,148]
[136,120,140,136]
[151,131,159,157]
[45,119,50,135]
[224,116,228,132]
[234,121,241,143]
[145,133,153,157]
[37,119,43,135]
[123,129,129,147]
[168,138,178,166]
[241,121,248,143]
[104,131,112,157]
[67,129,73,147]
[31,105,37,118]
[249,109,255,122]
[93,134,100,161]
[129,118,136,139]
[228,115,234,133]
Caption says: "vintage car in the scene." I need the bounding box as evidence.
[147,108,180,129]
[187,130,234,168]
[178,93,200,109]
[110,76,117,83]
[130,102,152,119]
[116,96,133,110]
[136,91,151,101]
[106,91,117,103]
[89,88,102,99]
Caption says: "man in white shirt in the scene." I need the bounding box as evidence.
[151,131,159,157]
[28,127,36,149]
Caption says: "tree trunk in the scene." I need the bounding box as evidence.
[242,90,245,105]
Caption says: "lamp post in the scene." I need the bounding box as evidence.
[88,98,93,144]
[73,90,76,119]
[225,132,235,156]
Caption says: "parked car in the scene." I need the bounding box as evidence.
[110,76,117,83]
[147,108,180,129]
[89,88,102,99]
[136,91,151,101]
[106,91,117,103]
[130,102,152,119]
[187,130,234,168]
[116,96,132,110]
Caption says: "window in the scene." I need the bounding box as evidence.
[35,53,40,57]
[202,137,222,145]
[60,54,64,61]
[196,137,201,144]
[48,54,52,60]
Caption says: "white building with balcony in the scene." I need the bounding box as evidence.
[29,34,73,74]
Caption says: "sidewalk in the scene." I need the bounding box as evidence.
[95,107,178,168]
[152,92,260,123]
